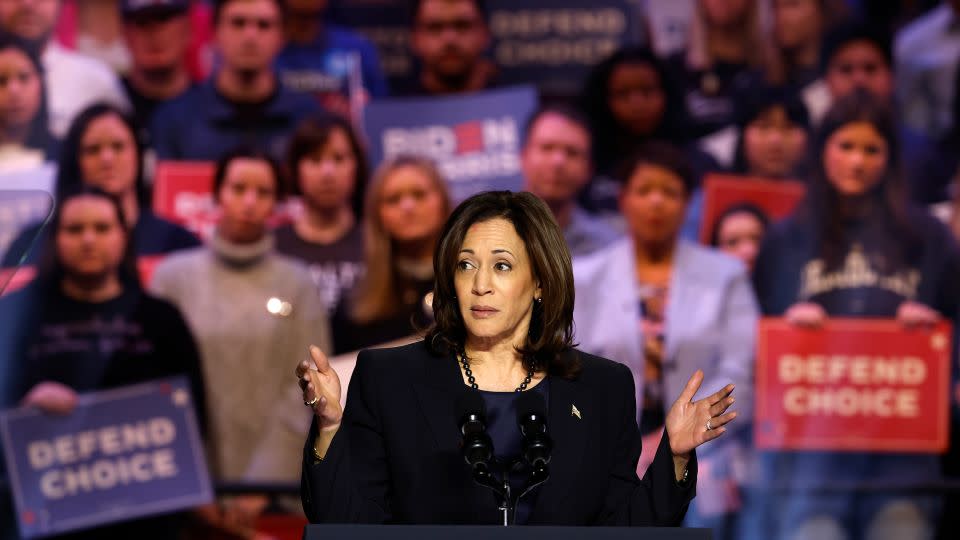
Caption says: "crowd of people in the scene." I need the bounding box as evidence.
[1,0,960,539]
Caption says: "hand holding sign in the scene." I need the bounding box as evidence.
[785,302,828,328]
[21,382,78,415]
[896,301,941,328]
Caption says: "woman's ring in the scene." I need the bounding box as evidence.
[304,395,320,408]
[706,419,713,431]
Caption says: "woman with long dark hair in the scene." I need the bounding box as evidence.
[0,186,205,540]
[578,46,719,216]
[2,103,199,267]
[747,88,960,539]
[0,34,56,169]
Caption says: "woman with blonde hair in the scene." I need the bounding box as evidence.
[330,154,452,354]
[668,0,771,139]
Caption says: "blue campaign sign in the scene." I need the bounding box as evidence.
[363,85,538,202]
[488,0,644,96]
[0,377,212,538]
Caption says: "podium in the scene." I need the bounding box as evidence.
[303,525,712,539]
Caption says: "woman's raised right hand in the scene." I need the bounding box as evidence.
[296,346,343,432]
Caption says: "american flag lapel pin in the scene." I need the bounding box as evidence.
[571,404,582,420]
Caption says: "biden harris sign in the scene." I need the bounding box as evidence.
[363,85,538,202]
[0,377,212,538]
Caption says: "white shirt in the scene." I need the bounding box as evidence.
[41,42,130,138]
[895,3,960,138]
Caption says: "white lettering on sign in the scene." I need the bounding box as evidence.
[27,417,177,469]
[782,387,920,418]
[778,354,927,386]
[38,450,179,500]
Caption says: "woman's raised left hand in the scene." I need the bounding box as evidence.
[665,370,736,458]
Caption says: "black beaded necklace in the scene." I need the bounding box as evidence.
[458,352,535,392]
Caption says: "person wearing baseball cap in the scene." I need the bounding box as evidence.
[120,0,195,136]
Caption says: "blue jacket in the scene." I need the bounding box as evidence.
[276,25,389,99]
[150,80,320,161]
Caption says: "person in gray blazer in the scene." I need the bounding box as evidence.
[572,142,759,540]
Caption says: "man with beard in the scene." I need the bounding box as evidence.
[0,0,128,138]
[150,0,319,161]
[119,0,195,140]
[397,0,498,96]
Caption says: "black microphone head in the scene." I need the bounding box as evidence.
[456,388,486,434]
[516,390,548,435]
[456,388,493,467]
[517,390,552,468]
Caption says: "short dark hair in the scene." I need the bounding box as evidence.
[213,147,286,202]
[286,114,368,218]
[709,202,770,247]
[615,141,696,197]
[56,103,148,208]
[212,0,285,25]
[523,104,591,147]
[37,186,139,291]
[425,191,578,378]
[732,85,810,175]
[820,21,893,74]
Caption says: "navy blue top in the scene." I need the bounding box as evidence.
[149,80,320,161]
[1,210,200,267]
[276,24,389,99]
[476,380,550,525]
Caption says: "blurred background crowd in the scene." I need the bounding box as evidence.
[2,0,960,539]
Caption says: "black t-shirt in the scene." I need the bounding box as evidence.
[0,283,206,540]
[330,274,434,355]
[274,223,365,315]
[666,54,755,139]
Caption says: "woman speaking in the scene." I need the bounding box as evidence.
[295,191,736,525]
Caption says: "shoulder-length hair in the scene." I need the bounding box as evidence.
[425,191,578,378]
[685,0,768,72]
[36,186,139,291]
[55,103,148,208]
[351,155,452,323]
[579,46,686,172]
[285,114,369,218]
[0,35,54,159]
[803,87,916,269]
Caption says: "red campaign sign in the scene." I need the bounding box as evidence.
[152,161,298,242]
[0,256,166,297]
[698,174,806,244]
[755,318,952,453]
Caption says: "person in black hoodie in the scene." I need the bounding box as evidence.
[746,87,960,539]
[0,186,206,540]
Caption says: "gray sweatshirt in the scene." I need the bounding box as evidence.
[151,231,331,484]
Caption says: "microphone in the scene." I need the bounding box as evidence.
[456,390,493,470]
[516,391,552,470]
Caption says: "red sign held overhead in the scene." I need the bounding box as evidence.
[755,318,951,453]
[698,174,806,244]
